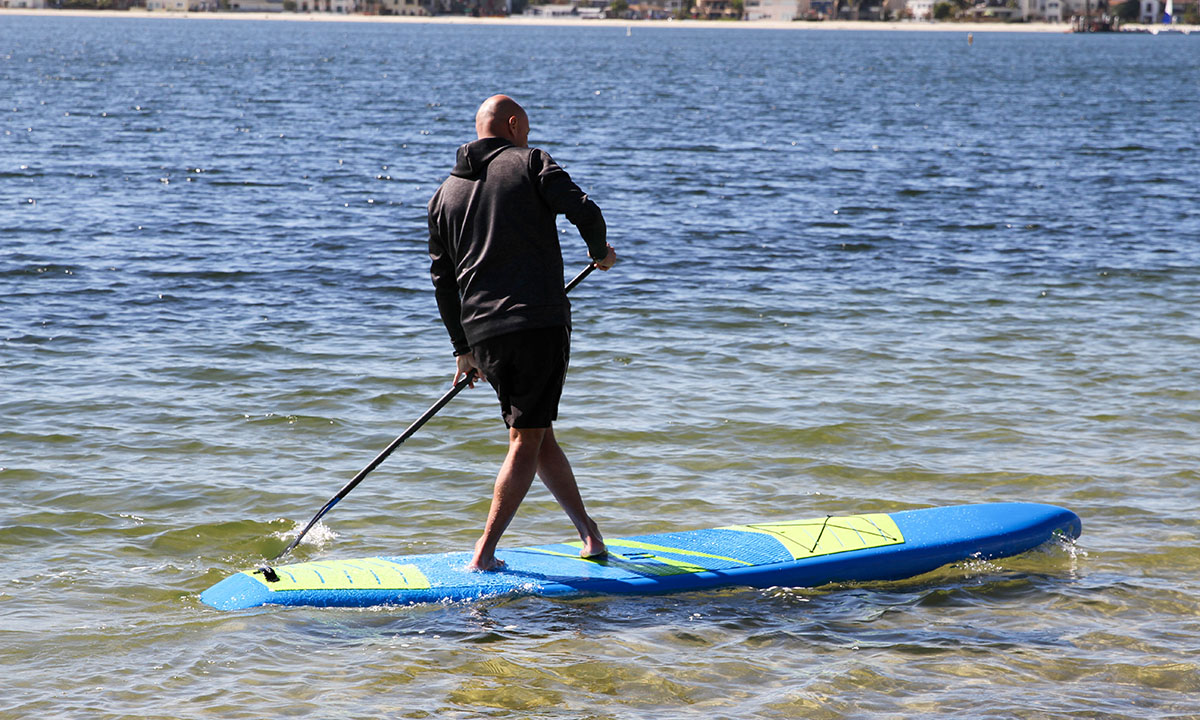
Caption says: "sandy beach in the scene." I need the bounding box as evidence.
[0,7,1148,31]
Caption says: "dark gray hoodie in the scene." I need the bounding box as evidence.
[428,137,607,354]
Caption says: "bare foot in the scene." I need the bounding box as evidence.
[466,555,506,572]
[580,540,607,560]
[580,520,606,559]
[465,535,506,572]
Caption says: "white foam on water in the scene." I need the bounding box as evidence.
[272,519,339,550]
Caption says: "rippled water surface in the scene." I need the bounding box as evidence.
[3,15,1199,718]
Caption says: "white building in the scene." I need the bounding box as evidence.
[894,0,1119,21]
[1018,0,1065,19]
[745,0,798,20]
[146,0,283,9]
[524,2,581,14]
[524,1,611,15]
[906,0,933,18]
[0,0,47,7]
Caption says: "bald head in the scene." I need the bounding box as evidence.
[475,94,529,148]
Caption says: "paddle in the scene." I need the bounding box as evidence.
[271,262,597,562]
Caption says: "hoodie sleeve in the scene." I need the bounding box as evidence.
[530,149,607,261]
[428,194,470,356]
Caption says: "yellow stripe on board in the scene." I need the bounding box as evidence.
[246,558,431,592]
[565,539,754,566]
[527,545,713,576]
[528,516,901,575]
[723,513,904,561]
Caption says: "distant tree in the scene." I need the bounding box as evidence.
[730,0,743,15]
[609,0,628,14]
[1113,0,1138,19]
[932,0,954,17]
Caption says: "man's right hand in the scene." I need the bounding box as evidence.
[455,352,485,388]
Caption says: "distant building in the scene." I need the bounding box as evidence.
[906,0,933,18]
[145,0,285,9]
[0,0,47,7]
[627,0,678,17]
[1020,0,1138,20]
[1020,0,1066,20]
[292,0,354,10]
[232,0,286,8]
[523,2,583,14]
[964,0,1020,19]
[378,0,430,13]
[693,0,737,17]
[895,0,1107,20]
[1060,0,1113,20]
[745,0,797,19]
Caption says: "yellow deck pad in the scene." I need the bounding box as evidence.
[248,558,431,592]
[724,513,904,561]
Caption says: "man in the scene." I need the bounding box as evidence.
[428,95,617,572]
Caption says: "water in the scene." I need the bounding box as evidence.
[3,15,1199,718]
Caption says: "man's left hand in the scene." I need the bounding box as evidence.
[455,352,484,388]
[595,243,617,271]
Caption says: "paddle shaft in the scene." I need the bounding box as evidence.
[273,262,597,561]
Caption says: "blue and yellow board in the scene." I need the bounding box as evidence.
[200,502,1081,611]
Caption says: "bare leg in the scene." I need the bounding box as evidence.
[468,426,546,571]
[536,427,606,558]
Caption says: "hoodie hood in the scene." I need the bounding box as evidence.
[450,137,516,179]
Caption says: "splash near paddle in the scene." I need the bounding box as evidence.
[200,502,1080,611]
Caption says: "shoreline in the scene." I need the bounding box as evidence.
[3,8,1196,32]
[0,8,1103,31]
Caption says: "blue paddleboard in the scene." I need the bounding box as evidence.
[200,502,1081,611]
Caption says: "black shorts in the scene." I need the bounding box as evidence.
[472,326,570,429]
